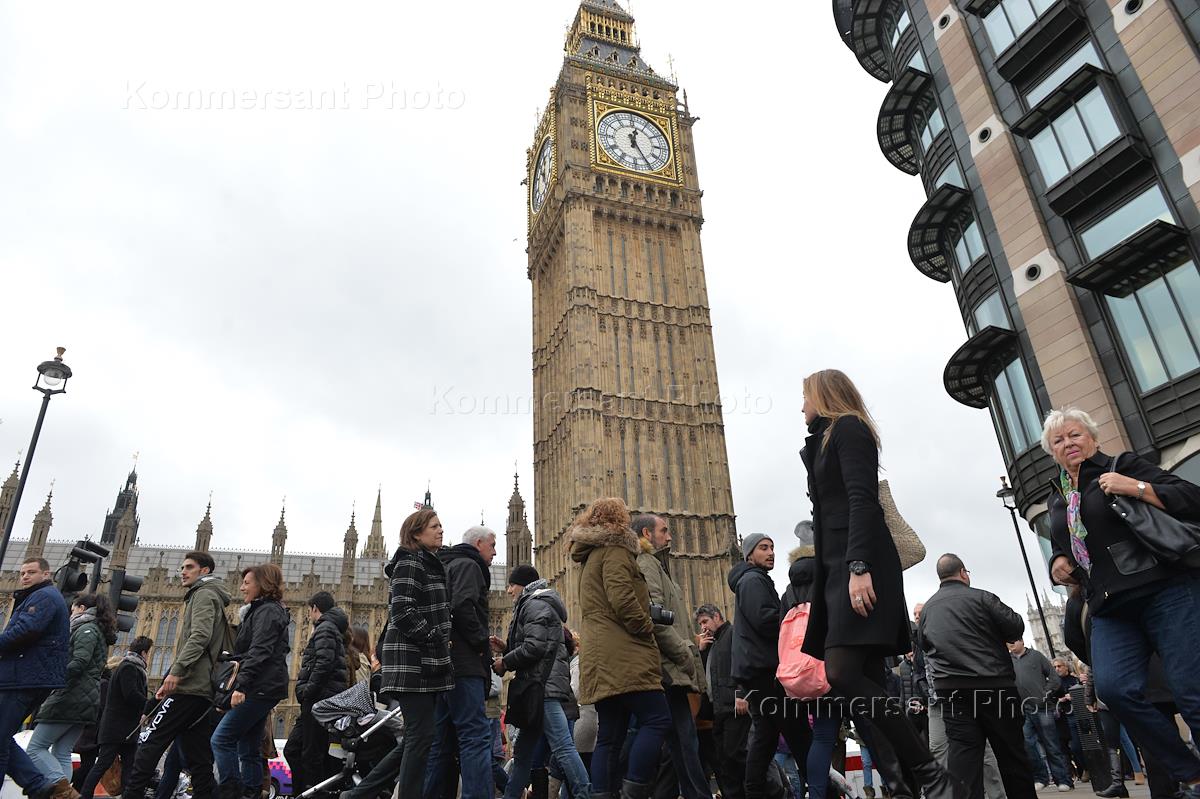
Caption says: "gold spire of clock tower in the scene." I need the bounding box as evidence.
[525,1,737,622]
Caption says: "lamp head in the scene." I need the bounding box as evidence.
[996,475,1017,509]
[34,348,72,396]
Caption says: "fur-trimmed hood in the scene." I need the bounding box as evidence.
[569,522,639,563]
[789,545,815,562]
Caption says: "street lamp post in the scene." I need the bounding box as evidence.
[997,476,1056,657]
[0,348,73,572]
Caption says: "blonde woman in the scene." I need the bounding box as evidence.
[800,369,964,799]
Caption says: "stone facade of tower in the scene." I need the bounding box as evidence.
[0,462,21,539]
[100,470,139,546]
[525,0,737,622]
[111,504,138,570]
[361,491,387,560]
[271,507,287,567]
[506,474,533,570]
[23,491,53,562]
[194,503,213,553]
[1027,592,1067,660]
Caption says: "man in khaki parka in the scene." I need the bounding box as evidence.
[634,514,710,799]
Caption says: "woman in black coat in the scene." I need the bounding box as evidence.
[78,636,153,799]
[1043,406,1200,792]
[212,563,291,799]
[800,369,962,799]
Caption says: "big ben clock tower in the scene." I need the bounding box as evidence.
[526,0,737,620]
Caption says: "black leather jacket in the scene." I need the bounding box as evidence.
[917,580,1024,690]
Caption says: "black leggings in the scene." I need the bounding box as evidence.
[824,646,932,769]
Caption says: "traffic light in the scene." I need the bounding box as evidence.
[109,569,143,633]
[56,540,108,605]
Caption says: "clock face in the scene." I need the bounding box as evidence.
[531,138,553,214]
[597,110,671,173]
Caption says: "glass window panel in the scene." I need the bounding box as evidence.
[1026,42,1102,106]
[936,162,964,189]
[1031,128,1069,184]
[1053,107,1093,170]
[1076,87,1119,150]
[993,368,1028,451]
[1167,262,1200,345]
[1108,292,1169,390]
[963,218,985,260]
[1031,0,1058,14]
[929,107,945,138]
[974,292,1010,331]
[891,11,911,48]
[1006,359,1043,448]
[983,10,1016,53]
[920,126,934,153]
[908,49,927,71]
[1139,279,1200,379]
[1080,185,1175,258]
[1005,0,1037,35]
[953,236,971,273]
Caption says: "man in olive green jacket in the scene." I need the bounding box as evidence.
[123,551,232,799]
[634,514,710,799]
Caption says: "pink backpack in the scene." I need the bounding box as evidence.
[776,602,830,700]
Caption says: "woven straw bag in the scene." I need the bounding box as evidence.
[879,479,925,570]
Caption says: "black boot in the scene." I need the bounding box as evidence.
[1096,751,1128,798]
[855,720,914,799]
[909,758,968,799]
[532,767,550,799]
[620,779,654,799]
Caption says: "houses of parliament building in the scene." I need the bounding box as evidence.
[0,465,531,736]
[0,0,746,734]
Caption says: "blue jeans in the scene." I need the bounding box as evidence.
[1091,575,1200,784]
[424,676,493,799]
[805,715,842,799]
[1023,709,1072,786]
[592,690,671,791]
[28,721,83,782]
[503,700,590,799]
[0,688,53,795]
[860,743,874,788]
[774,752,803,799]
[211,696,275,790]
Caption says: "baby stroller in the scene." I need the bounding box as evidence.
[300,681,403,799]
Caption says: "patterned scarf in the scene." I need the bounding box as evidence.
[1059,469,1092,573]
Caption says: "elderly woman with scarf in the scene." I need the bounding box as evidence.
[28,593,118,784]
[1044,406,1200,799]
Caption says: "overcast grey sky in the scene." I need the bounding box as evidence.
[0,1,1063,629]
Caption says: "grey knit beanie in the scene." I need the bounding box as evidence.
[741,533,772,561]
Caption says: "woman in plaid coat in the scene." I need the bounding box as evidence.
[380,509,452,799]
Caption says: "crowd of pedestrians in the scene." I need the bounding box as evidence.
[3,370,1200,799]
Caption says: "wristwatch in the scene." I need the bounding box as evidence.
[849,560,870,576]
[1137,481,1146,499]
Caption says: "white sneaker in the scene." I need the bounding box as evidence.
[1034,783,1047,791]
[1057,785,1074,792]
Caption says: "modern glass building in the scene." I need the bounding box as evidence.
[831,0,1200,548]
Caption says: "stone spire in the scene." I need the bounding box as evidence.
[194,500,214,553]
[100,468,139,546]
[339,508,358,602]
[22,488,53,561]
[271,502,287,567]
[0,460,20,541]
[111,503,137,570]
[361,489,387,560]
[506,471,532,569]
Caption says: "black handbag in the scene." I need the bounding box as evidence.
[505,652,556,730]
[1107,455,1200,568]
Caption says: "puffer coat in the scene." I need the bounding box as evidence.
[233,597,291,703]
[36,614,111,725]
[636,537,704,693]
[501,579,572,700]
[0,580,69,691]
[295,607,350,704]
[568,522,662,704]
[380,546,453,696]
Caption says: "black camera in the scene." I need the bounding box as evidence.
[649,603,675,626]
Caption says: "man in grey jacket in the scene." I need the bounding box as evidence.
[1008,639,1073,791]
[424,526,496,799]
